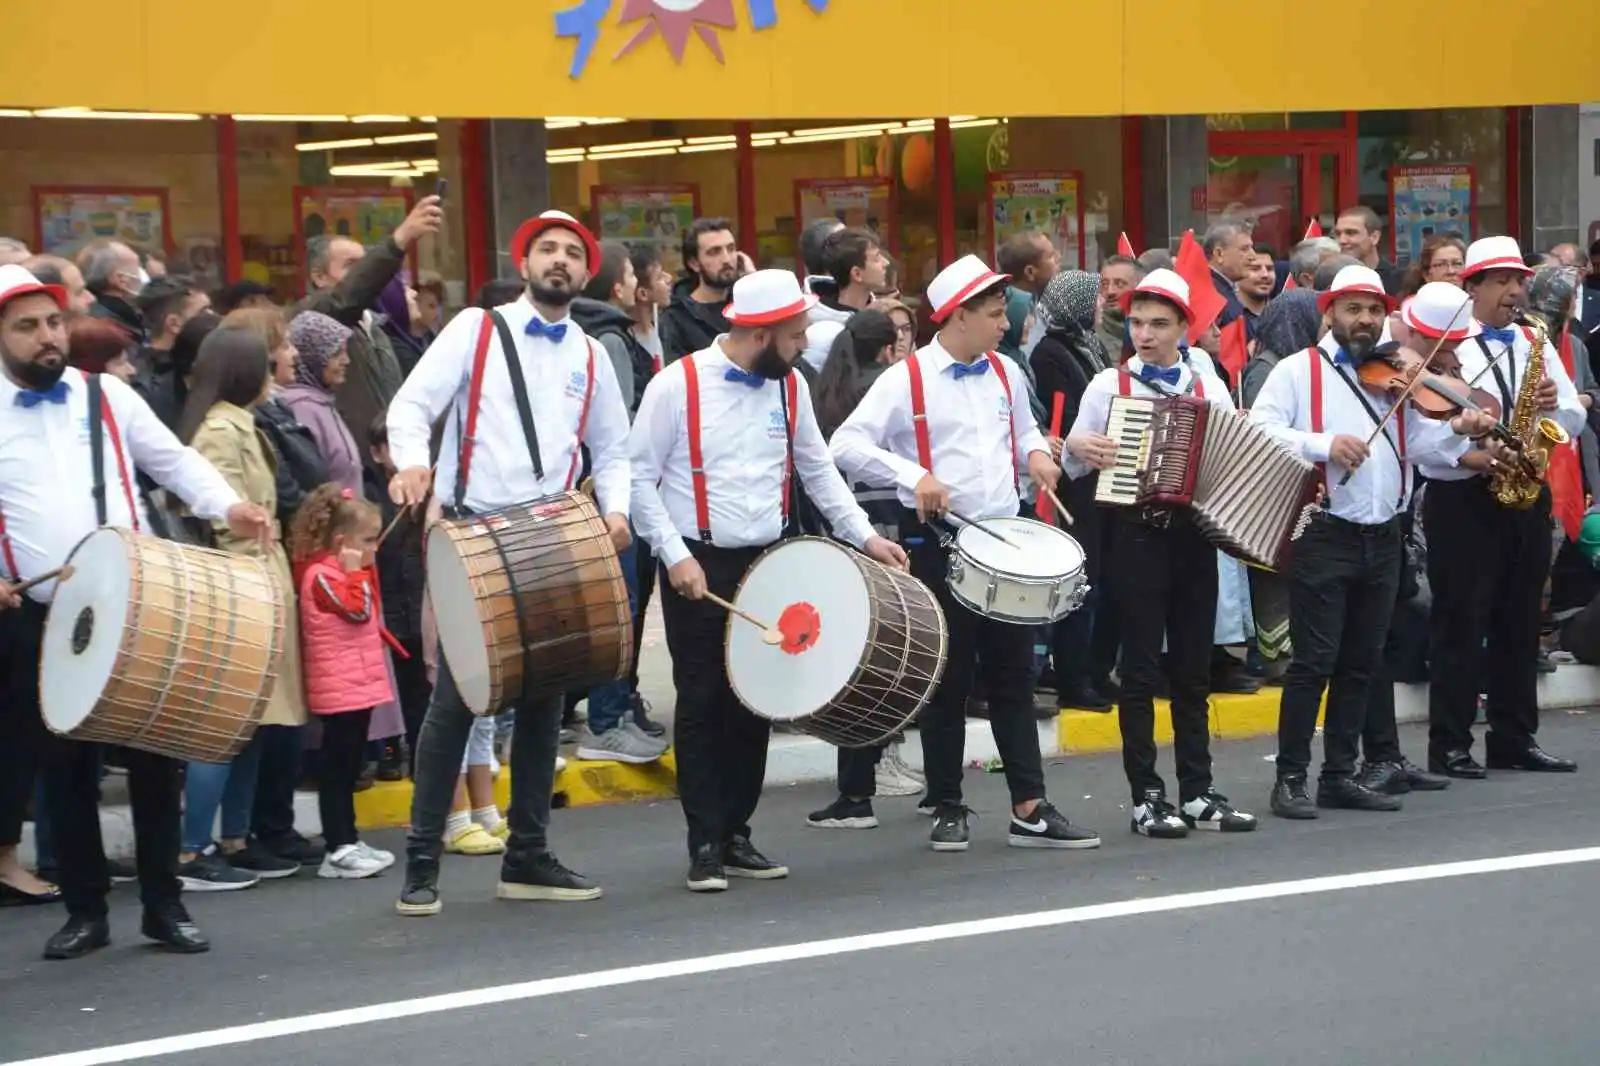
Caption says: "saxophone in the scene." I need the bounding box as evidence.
[1488,312,1571,509]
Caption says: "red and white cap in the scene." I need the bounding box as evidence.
[1460,235,1532,280]
[926,254,1011,323]
[510,210,602,272]
[1317,264,1397,313]
[0,264,67,314]
[1117,268,1194,322]
[1400,282,1482,341]
[724,269,818,327]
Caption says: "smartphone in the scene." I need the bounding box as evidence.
[434,178,448,203]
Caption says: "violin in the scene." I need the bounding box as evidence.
[1355,344,1502,421]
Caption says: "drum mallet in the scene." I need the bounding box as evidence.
[377,501,415,548]
[702,591,784,646]
[12,565,74,596]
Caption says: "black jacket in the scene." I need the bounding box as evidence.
[365,466,427,644]
[1030,328,1109,575]
[89,293,145,342]
[570,297,652,413]
[255,397,329,526]
[658,276,729,364]
[130,346,186,432]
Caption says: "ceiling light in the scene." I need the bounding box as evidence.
[0,109,32,118]
[330,164,424,177]
[351,114,412,123]
[587,137,684,154]
[419,116,438,123]
[678,142,737,154]
[584,146,680,160]
[948,118,999,130]
[372,132,438,145]
[34,107,201,120]
[297,137,376,152]
[685,135,737,145]
[234,113,350,122]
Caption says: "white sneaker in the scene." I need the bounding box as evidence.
[354,841,396,869]
[875,758,923,797]
[318,844,387,879]
[555,755,568,774]
[883,745,925,784]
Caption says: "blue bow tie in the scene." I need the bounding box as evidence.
[524,315,568,343]
[724,366,765,388]
[1333,347,1355,366]
[1139,364,1182,387]
[950,360,990,380]
[1480,326,1518,346]
[13,381,69,408]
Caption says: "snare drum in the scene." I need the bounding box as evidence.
[40,528,287,763]
[427,492,631,716]
[946,517,1088,625]
[726,537,947,748]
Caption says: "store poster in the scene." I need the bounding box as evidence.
[794,178,897,252]
[592,184,700,278]
[32,186,171,258]
[293,186,414,288]
[987,171,1085,270]
[1388,165,1475,265]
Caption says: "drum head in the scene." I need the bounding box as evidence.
[726,539,870,722]
[40,529,130,735]
[956,517,1084,579]
[426,523,494,714]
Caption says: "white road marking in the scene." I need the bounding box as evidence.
[11,845,1600,1066]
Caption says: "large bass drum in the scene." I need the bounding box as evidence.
[725,537,947,748]
[39,528,287,763]
[426,492,632,716]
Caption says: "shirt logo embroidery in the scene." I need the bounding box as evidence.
[997,396,1012,421]
[564,370,588,400]
[767,408,787,440]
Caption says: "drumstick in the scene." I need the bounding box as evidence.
[947,511,1021,548]
[13,565,73,596]
[377,502,414,548]
[702,591,784,646]
[1038,483,1076,527]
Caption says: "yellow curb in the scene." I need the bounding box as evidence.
[354,752,680,830]
[1057,689,1325,755]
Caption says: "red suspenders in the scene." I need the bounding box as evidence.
[681,356,798,544]
[906,351,1021,483]
[1308,346,1405,501]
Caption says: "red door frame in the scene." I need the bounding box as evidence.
[1206,125,1358,230]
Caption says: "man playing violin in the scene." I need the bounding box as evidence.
[1250,268,1497,820]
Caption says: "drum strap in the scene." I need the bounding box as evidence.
[906,351,1019,485]
[490,310,547,485]
[85,372,139,532]
[682,355,798,544]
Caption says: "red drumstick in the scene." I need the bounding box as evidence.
[1039,393,1065,524]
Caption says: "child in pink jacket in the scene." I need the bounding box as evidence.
[291,484,402,880]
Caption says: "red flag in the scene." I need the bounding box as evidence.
[1281,274,1298,291]
[1548,331,1584,540]
[1173,230,1227,344]
[1037,393,1066,523]
[1218,318,1249,387]
[1116,231,1135,258]
[1304,218,1323,239]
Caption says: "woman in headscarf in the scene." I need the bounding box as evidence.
[376,277,429,379]
[1030,271,1118,713]
[281,311,363,496]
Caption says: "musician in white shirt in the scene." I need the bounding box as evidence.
[0,265,267,960]
[631,270,903,891]
[1064,269,1257,838]
[1251,270,1493,818]
[1417,236,1586,779]
[832,255,1100,853]
[387,211,631,916]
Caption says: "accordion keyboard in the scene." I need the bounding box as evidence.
[1094,397,1156,506]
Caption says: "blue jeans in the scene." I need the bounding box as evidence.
[586,537,640,735]
[183,733,265,853]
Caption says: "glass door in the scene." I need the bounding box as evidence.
[1206,130,1354,254]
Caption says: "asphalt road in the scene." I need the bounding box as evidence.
[4,713,1600,1066]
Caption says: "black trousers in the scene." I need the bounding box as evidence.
[1278,515,1402,780]
[250,724,304,846]
[1107,513,1218,804]
[630,535,656,691]
[0,599,51,849]
[661,542,773,857]
[391,635,432,775]
[318,709,373,849]
[838,744,883,798]
[906,528,1046,809]
[1049,499,1118,693]
[1361,580,1429,764]
[1425,479,1550,759]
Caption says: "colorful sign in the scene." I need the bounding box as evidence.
[987,171,1085,271]
[1388,164,1476,265]
[592,183,701,277]
[557,0,832,78]
[794,178,897,253]
[292,186,415,288]
[32,186,171,258]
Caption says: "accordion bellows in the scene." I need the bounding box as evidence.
[1095,395,1320,571]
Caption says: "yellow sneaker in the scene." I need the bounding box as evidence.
[445,823,506,856]
[488,821,509,842]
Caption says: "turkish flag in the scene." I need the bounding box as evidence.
[1548,331,1585,540]
[1218,318,1249,387]
[1304,218,1323,239]
[1173,230,1227,345]
[1281,274,1298,291]
[1116,232,1135,258]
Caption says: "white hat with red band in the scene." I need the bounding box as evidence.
[723,269,819,327]
[1317,264,1398,313]
[1117,268,1194,322]
[1460,235,1532,280]
[926,254,1011,323]
[0,264,67,314]
[1400,282,1482,341]
[509,210,602,272]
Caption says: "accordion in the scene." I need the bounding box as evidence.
[1094,394,1320,570]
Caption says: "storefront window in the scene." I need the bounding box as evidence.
[1357,108,1505,263]
[998,117,1125,271]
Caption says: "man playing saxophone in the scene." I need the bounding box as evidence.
[1418,236,1588,779]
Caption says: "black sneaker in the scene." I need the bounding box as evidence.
[686,845,728,892]
[1011,800,1102,849]
[1131,789,1189,839]
[1270,773,1318,820]
[178,848,259,892]
[376,740,406,782]
[1396,758,1450,792]
[260,833,325,865]
[226,840,301,879]
[497,851,603,902]
[1180,790,1258,832]
[1316,775,1403,812]
[106,858,137,884]
[630,694,666,738]
[724,837,788,880]
[930,805,974,852]
[395,859,441,917]
[806,796,878,829]
[1358,761,1408,795]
